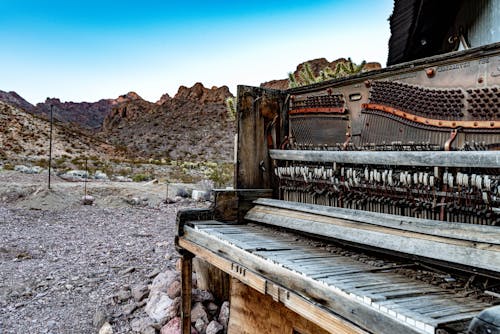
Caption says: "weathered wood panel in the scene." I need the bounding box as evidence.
[227,279,332,334]
[192,257,230,302]
[236,85,284,190]
[212,189,273,223]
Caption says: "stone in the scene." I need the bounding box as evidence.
[145,292,174,325]
[205,320,223,334]
[142,326,156,334]
[61,170,89,179]
[206,302,218,316]
[119,266,135,275]
[93,309,109,329]
[47,320,57,328]
[160,317,180,334]
[132,284,149,302]
[146,270,181,325]
[94,171,109,180]
[164,197,177,204]
[175,187,190,198]
[218,301,230,330]
[191,302,208,324]
[131,317,155,333]
[116,288,132,302]
[166,280,181,299]
[147,268,162,279]
[98,322,113,334]
[82,195,94,205]
[122,302,138,315]
[114,175,132,182]
[194,318,206,333]
[191,190,209,201]
[150,270,179,296]
[191,289,214,303]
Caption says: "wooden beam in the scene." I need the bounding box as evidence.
[180,252,194,334]
[269,149,500,168]
[178,238,368,334]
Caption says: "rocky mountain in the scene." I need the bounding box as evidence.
[101,83,235,162]
[0,90,115,131]
[261,58,382,90]
[0,90,35,113]
[0,101,119,165]
[33,97,117,131]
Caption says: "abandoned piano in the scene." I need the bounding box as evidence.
[175,38,500,334]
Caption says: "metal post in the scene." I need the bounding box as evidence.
[48,104,54,189]
[84,158,88,197]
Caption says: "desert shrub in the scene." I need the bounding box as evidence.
[132,173,151,182]
[3,163,14,170]
[207,162,234,187]
[35,159,49,168]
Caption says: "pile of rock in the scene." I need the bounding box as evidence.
[98,267,229,334]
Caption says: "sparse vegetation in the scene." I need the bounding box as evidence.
[225,97,237,120]
[132,173,152,182]
[288,58,367,88]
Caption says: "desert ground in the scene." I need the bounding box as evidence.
[0,169,205,333]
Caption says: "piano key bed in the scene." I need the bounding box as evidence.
[177,199,497,334]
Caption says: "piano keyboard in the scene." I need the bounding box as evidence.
[181,221,492,334]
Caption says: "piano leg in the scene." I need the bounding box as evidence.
[181,252,194,334]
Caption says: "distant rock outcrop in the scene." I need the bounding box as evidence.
[174,83,232,104]
[156,93,172,105]
[33,97,116,131]
[100,83,235,162]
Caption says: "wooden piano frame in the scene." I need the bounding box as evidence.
[176,44,500,334]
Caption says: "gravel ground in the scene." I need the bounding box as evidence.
[0,170,203,334]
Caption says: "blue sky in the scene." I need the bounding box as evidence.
[0,0,394,104]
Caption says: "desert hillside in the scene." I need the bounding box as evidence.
[0,101,119,166]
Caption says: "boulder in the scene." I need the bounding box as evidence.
[218,301,230,330]
[194,318,206,333]
[145,292,174,325]
[150,270,179,296]
[191,302,208,325]
[98,322,113,334]
[206,320,223,334]
[94,171,109,180]
[191,289,214,303]
[192,190,209,202]
[167,280,181,299]
[82,195,94,205]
